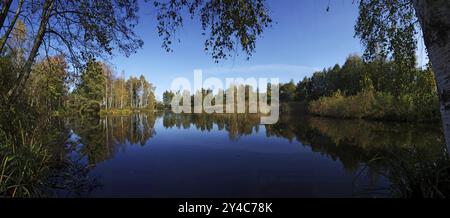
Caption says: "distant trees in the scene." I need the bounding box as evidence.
[279,80,296,102]
[70,60,157,115]
[124,75,156,110]
[293,55,440,122]
[163,91,175,109]
[78,60,106,103]
[158,58,437,122]
[162,83,270,114]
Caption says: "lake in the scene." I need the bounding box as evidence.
[64,112,446,198]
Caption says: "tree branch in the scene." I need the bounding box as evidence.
[0,0,24,52]
[0,0,13,30]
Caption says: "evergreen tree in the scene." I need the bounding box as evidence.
[78,59,106,102]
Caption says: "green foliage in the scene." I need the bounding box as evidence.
[380,146,450,198]
[77,60,106,102]
[153,0,272,62]
[0,53,24,101]
[69,59,105,115]
[309,87,439,122]
[280,80,296,102]
[309,89,374,119]
[68,60,158,116]
[0,54,92,197]
[355,0,418,69]
[295,55,365,102]
[163,90,176,109]
[27,55,68,113]
[0,128,50,197]
[290,54,440,122]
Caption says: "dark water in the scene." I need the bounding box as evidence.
[66,113,446,198]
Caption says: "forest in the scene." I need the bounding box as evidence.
[3,53,158,117]
[69,60,158,116]
[281,55,439,122]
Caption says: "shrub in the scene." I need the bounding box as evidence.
[308,89,440,122]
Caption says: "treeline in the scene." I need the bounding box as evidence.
[162,84,273,114]
[68,59,157,116]
[160,55,439,122]
[2,55,158,117]
[278,55,439,122]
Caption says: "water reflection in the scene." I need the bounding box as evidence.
[162,113,262,140]
[68,112,449,197]
[69,114,157,165]
[267,116,445,171]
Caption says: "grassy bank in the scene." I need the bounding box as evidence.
[308,89,440,123]
[99,108,158,116]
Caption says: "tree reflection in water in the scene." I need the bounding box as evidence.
[267,116,449,197]
[162,113,262,141]
[68,112,450,197]
[69,114,157,165]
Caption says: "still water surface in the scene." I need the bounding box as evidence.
[67,113,445,197]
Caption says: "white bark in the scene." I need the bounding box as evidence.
[105,76,108,111]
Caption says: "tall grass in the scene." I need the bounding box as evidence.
[376,146,450,198]
[0,127,51,197]
[0,122,99,197]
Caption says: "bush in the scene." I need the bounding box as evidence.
[309,89,374,119]
[308,89,440,122]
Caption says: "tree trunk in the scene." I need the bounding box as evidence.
[0,0,13,29]
[121,81,124,109]
[110,80,113,109]
[130,83,133,108]
[105,76,108,111]
[7,0,54,101]
[0,0,24,52]
[413,0,450,150]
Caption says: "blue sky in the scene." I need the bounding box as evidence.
[110,0,364,99]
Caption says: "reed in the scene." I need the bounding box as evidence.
[0,127,51,197]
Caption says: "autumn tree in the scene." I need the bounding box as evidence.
[27,55,68,112]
